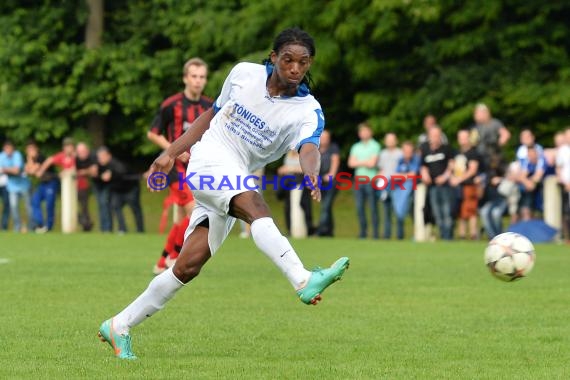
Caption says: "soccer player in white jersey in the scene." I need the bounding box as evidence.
[98,27,350,359]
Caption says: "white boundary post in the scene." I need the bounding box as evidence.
[543,176,562,235]
[290,188,307,238]
[414,183,427,242]
[60,169,77,233]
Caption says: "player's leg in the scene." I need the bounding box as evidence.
[98,223,211,359]
[153,222,179,274]
[166,199,193,265]
[229,191,349,305]
[154,188,194,274]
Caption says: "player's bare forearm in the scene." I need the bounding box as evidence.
[299,143,322,201]
[164,108,215,159]
[299,143,320,177]
[147,131,171,151]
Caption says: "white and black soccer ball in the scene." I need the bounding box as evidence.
[484,232,536,282]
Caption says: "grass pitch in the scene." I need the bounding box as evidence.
[0,233,569,379]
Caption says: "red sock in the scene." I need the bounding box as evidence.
[170,217,190,259]
[156,255,167,268]
[163,223,180,258]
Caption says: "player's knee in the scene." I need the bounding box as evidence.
[172,263,202,283]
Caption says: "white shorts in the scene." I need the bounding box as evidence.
[182,151,253,255]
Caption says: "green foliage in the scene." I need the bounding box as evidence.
[0,0,569,157]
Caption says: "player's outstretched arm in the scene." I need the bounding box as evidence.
[149,108,214,170]
[299,143,321,202]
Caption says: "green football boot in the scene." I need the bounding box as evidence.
[297,257,350,305]
[97,318,137,360]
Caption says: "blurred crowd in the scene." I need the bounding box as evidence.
[279,103,570,243]
[1,103,569,244]
[0,138,144,234]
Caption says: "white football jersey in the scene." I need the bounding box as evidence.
[192,62,325,172]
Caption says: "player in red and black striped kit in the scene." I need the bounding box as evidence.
[147,57,212,274]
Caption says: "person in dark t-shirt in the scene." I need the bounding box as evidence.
[317,130,340,237]
[96,146,144,234]
[420,126,455,240]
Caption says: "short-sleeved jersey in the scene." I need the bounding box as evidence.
[319,143,340,176]
[193,62,325,173]
[453,147,482,185]
[349,140,381,179]
[150,93,213,143]
[420,143,454,179]
[0,150,30,193]
[33,154,57,182]
[51,152,75,170]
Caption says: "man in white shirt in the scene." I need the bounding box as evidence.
[98,28,349,360]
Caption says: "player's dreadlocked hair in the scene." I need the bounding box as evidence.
[263,27,316,89]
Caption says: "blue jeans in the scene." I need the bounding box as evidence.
[31,179,58,230]
[317,185,337,236]
[354,183,379,238]
[111,186,144,233]
[394,196,412,240]
[95,185,113,232]
[381,193,393,239]
[0,186,9,230]
[428,185,454,240]
[480,197,507,239]
[9,190,32,232]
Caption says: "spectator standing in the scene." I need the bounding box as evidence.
[479,153,509,239]
[417,114,448,147]
[25,140,58,232]
[316,130,340,237]
[0,161,9,231]
[556,127,570,242]
[516,145,545,221]
[470,103,511,170]
[392,141,420,240]
[420,127,455,240]
[450,129,482,240]
[376,132,402,239]
[0,140,32,232]
[75,142,97,232]
[96,147,144,234]
[516,128,543,162]
[348,122,381,239]
[277,150,315,236]
[36,137,77,225]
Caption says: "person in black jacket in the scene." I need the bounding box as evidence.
[96,146,144,233]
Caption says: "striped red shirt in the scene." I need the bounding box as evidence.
[150,93,213,143]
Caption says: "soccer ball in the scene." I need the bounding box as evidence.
[484,232,536,282]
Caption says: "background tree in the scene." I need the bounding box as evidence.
[0,0,568,165]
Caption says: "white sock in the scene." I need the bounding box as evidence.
[113,267,184,335]
[250,217,311,289]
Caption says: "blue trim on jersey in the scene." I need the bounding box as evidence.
[296,109,325,151]
[213,98,221,115]
[265,62,310,97]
